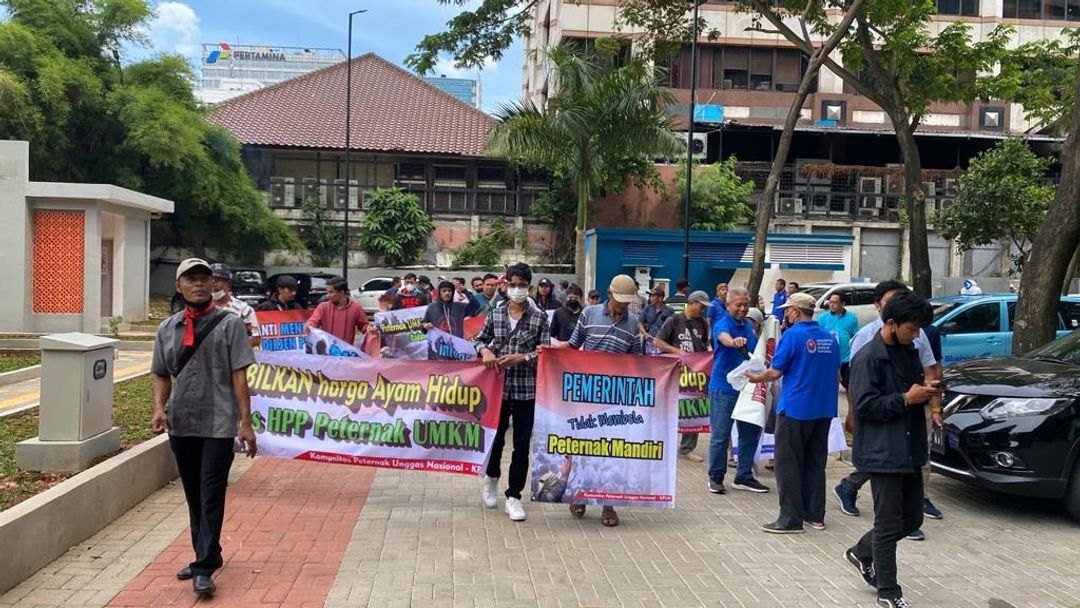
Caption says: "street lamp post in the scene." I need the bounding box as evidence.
[343,9,367,279]
[681,1,701,282]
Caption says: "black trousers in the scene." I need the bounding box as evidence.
[169,436,235,576]
[773,413,831,527]
[485,398,535,500]
[853,473,925,600]
[840,469,872,493]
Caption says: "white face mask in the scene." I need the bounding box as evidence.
[507,286,529,303]
[212,290,226,300]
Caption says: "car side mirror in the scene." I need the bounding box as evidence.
[940,321,959,335]
[820,301,829,310]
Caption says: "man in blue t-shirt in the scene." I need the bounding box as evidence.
[771,278,789,317]
[817,292,860,390]
[708,287,769,495]
[706,282,728,326]
[747,292,840,533]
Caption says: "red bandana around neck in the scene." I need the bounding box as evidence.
[182,302,216,347]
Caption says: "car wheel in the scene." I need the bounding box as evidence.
[1067,456,1080,522]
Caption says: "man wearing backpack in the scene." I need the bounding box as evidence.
[150,258,258,599]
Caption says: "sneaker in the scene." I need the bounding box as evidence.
[481,476,498,509]
[923,498,943,520]
[876,597,911,607]
[732,478,770,493]
[806,521,826,531]
[761,520,804,534]
[906,528,926,541]
[708,477,726,494]
[505,497,526,521]
[844,548,876,587]
[684,451,704,463]
[833,483,860,516]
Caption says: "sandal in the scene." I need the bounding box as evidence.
[601,507,619,527]
[569,504,586,518]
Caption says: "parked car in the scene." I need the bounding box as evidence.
[930,294,1080,366]
[800,282,881,327]
[230,268,268,308]
[932,329,1080,520]
[265,273,335,309]
[351,277,396,313]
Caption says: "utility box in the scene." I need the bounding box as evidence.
[16,333,121,472]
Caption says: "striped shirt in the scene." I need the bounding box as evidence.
[569,303,642,354]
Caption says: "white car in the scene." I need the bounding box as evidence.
[800,282,881,327]
[351,277,395,313]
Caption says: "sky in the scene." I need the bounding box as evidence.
[131,0,524,113]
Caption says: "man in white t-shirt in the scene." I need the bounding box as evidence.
[210,264,261,348]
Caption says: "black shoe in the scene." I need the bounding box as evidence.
[176,566,193,581]
[876,596,911,607]
[193,575,216,597]
[732,477,770,493]
[845,548,876,587]
[761,520,804,534]
[708,477,726,494]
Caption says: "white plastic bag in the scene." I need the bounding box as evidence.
[726,354,766,391]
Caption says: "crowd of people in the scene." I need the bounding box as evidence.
[156,259,944,606]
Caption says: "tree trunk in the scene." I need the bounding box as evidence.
[892,120,932,296]
[1014,52,1080,353]
[574,173,589,289]
[746,0,863,300]
[1062,242,1080,296]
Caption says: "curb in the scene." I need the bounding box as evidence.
[0,339,153,352]
[0,433,178,594]
[0,364,40,386]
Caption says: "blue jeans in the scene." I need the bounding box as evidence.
[708,391,762,482]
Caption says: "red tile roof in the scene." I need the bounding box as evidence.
[210,53,493,156]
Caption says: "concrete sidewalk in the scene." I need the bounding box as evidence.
[0,351,152,417]
[3,440,1079,608]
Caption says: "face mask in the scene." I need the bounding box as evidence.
[212,290,226,300]
[507,286,529,303]
[403,283,416,293]
[566,300,582,312]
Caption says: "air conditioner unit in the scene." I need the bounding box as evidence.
[778,197,804,215]
[302,178,328,204]
[681,132,707,160]
[858,177,882,194]
[334,179,359,209]
[269,177,294,207]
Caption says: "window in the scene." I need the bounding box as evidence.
[1003,0,1048,18]
[946,302,1001,334]
[398,163,426,182]
[850,288,877,306]
[661,45,813,92]
[433,165,467,187]
[723,47,749,90]
[1060,301,1080,330]
[935,0,979,15]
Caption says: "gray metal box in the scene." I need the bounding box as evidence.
[38,333,119,441]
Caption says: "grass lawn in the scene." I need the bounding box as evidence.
[0,374,155,511]
[0,352,41,374]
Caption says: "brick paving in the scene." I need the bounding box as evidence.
[3,439,1080,607]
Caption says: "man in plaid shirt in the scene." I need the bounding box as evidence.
[475,262,551,522]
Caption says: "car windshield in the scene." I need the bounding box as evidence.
[800,286,830,300]
[931,301,961,323]
[232,271,264,286]
[1023,330,1080,366]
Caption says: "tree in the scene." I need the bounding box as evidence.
[933,139,1053,273]
[487,47,682,287]
[0,0,300,263]
[672,158,754,231]
[359,187,434,266]
[452,216,513,269]
[299,194,343,267]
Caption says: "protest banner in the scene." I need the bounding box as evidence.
[374,306,428,359]
[248,351,504,475]
[732,317,780,428]
[462,314,485,340]
[305,327,366,358]
[426,328,477,361]
[530,349,680,508]
[674,351,713,433]
[256,309,312,352]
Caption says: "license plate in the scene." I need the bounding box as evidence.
[930,426,946,455]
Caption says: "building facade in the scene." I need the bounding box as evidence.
[210,53,553,268]
[423,76,481,107]
[523,0,1074,291]
[197,43,345,104]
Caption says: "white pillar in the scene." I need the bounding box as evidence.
[850,226,862,278]
[0,141,30,332]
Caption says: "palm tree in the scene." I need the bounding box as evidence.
[487,46,683,288]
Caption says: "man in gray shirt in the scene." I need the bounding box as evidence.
[150,258,257,598]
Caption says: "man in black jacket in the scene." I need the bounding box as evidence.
[845,291,941,608]
[255,275,303,312]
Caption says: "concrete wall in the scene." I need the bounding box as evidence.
[0,141,31,333]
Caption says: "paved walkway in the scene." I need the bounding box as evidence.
[3,437,1079,608]
[0,351,153,417]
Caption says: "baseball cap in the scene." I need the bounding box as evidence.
[746,307,764,325]
[648,286,666,297]
[276,275,298,290]
[780,292,817,311]
[176,258,211,279]
[497,274,507,284]
[688,290,711,306]
[538,278,554,287]
[209,263,232,280]
[609,274,638,303]
[587,289,601,299]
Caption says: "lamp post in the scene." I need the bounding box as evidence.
[681,0,701,282]
[343,9,367,279]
